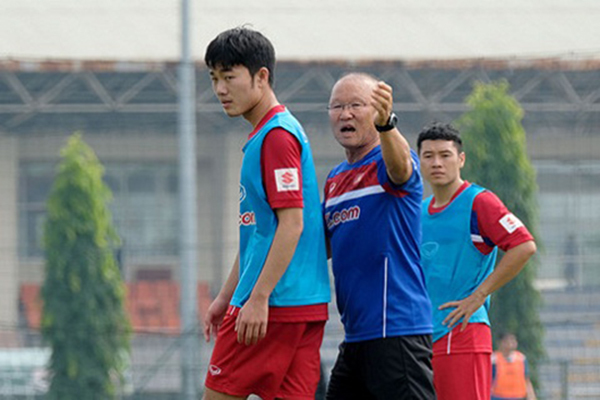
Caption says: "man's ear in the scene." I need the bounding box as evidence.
[459,151,466,168]
[256,67,270,88]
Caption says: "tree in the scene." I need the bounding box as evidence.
[41,133,131,399]
[456,81,545,384]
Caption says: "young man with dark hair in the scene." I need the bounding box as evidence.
[202,27,330,400]
[417,122,537,400]
[323,72,435,399]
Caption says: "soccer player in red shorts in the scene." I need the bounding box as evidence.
[202,27,330,400]
[418,123,537,400]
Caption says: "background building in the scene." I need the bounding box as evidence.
[1,1,600,398]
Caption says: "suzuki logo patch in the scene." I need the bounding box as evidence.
[499,213,524,234]
[275,168,299,192]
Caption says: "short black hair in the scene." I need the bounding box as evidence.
[498,331,516,341]
[204,26,276,86]
[417,122,463,154]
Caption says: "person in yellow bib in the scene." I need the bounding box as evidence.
[491,332,536,400]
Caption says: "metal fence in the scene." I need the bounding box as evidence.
[4,295,600,400]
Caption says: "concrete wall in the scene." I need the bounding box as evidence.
[528,136,600,161]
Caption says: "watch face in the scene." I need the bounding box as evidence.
[375,112,397,132]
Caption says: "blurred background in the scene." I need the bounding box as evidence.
[1,0,600,399]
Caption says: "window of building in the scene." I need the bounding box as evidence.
[535,161,600,287]
[19,162,178,259]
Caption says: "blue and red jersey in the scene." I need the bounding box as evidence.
[233,106,330,312]
[422,184,497,342]
[427,181,534,255]
[422,182,534,344]
[324,146,432,342]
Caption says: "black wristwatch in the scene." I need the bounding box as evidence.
[375,112,398,132]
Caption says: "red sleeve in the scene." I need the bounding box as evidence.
[472,191,534,254]
[261,128,303,209]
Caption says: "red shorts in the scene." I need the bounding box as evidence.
[205,309,326,400]
[432,324,492,400]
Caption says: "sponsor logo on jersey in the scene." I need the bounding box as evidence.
[208,364,222,376]
[420,242,439,260]
[353,172,365,185]
[275,168,299,192]
[239,211,256,226]
[239,184,247,203]
[325,206,361,229]
[499,213,523,234]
